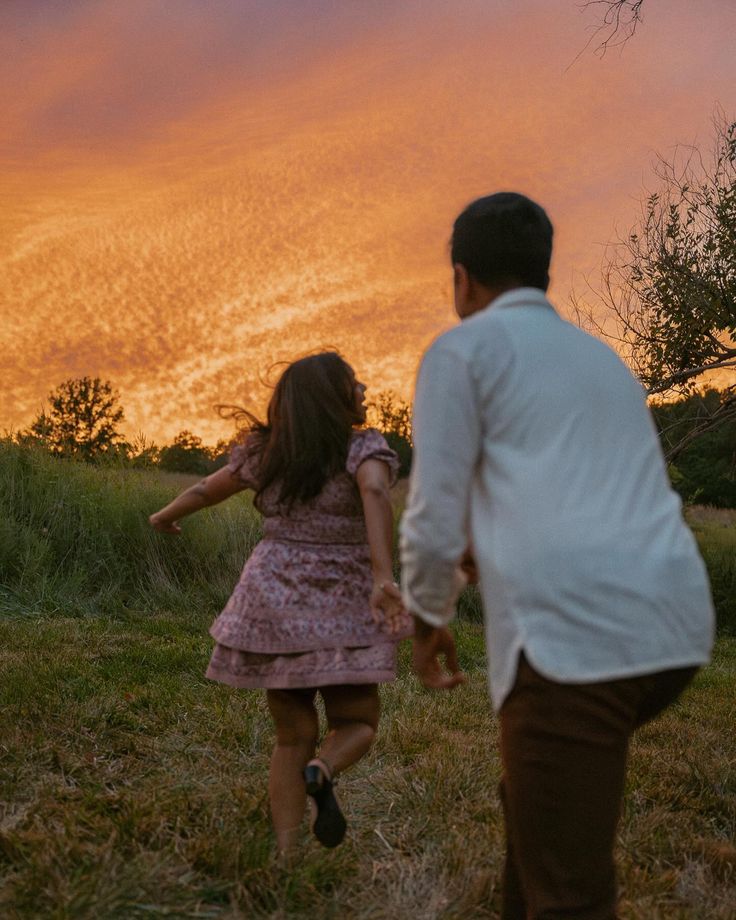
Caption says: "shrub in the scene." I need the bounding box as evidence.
[692,525,736,636]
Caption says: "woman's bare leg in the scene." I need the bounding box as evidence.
[266,688,319,855]
[314,684,380,777]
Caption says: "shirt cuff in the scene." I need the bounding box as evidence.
[401,565,467,628]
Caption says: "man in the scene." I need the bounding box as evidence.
[399,192,714,919]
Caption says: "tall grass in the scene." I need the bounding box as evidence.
[0,441,261,618]
[686,508,736,636]
[2,442,735,633]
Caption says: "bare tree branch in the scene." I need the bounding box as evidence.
[580,0,645,55]
[656,387,736,463]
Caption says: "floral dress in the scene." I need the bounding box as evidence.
[205,428,411,689]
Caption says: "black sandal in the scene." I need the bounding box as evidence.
[303,761,346,848]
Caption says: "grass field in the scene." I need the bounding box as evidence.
[1,444,735,917]
[0,614,734,919]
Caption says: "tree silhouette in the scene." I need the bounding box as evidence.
[158,430,213,475]
[29,377,126,461]
[365,391,412,443]
[365,391,413,477]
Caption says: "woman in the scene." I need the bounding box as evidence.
[150,352,410,858]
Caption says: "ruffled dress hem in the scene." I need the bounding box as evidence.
[205,665,397,690]
[205,641,399,689]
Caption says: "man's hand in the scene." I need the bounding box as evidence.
[412,618,466,690]
[459,548,478,584]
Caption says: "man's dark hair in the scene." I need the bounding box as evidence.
[451,192,553,291]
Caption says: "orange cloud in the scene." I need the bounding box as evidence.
[2,0,735,442]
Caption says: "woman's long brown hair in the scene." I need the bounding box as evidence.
[224,352,361,510]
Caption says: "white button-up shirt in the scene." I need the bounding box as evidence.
[400,288,715,710]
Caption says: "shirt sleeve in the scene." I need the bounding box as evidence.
[346,429,400,486]
[400,340,481,627]
[226,436,261,489]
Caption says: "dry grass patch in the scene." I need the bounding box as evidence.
[685,505,736,529]
[0,615,734,918]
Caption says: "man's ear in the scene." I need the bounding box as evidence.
[453,262,470,313]
[453,262,469,290]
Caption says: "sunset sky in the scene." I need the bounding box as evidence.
[2,0,735,443]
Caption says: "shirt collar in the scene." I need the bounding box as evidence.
[486,287,555,312]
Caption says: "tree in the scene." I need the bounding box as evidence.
[577,114,736,460]
[28,377,126,461]
[211,439,232,472]
[158,430,214,475]
[365,391,412,442]
[127,433,160,468]
[365,391,413,477]
[652,388,736,507]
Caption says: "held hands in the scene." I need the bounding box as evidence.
[149,512,182,535]
[370,580,409,636]
[459,547,478,584]
[412,620,466,691]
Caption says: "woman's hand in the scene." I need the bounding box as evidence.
[148,467,247,537]
[370,580,409,635]
[149,512,182,535]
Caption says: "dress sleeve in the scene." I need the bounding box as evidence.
[226,436,261,489]
[346,429,400,486]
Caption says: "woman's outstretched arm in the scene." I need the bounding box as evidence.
[149,466,247,534]
[356,458,405,633]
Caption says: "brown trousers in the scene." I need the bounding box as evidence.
[499,654,697,920]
